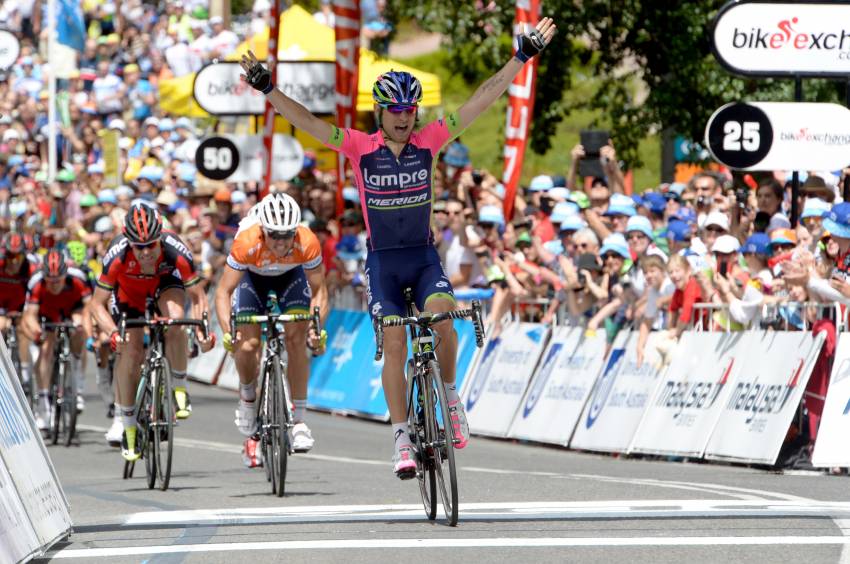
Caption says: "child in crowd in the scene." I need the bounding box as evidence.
[635,255,674,367]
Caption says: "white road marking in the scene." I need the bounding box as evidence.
[44,535,850,559]
[119,499,850,527]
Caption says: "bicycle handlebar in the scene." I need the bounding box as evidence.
[230,306,321,346]
[41,320,79,332]
[374,300,485,361]
[119,311,210,342]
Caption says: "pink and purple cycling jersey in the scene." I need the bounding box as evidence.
[325,113,462,251]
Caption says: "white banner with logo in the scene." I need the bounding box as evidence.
[570,331,666,453]
[0,336,71,561]
[705,330,825,464]
[812,333,850,467]
[461,322,549,438]
[507,327,607,445]
[193,62,335,115]
[630,331,747,457]
[713,2,850,77]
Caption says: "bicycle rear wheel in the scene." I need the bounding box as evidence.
[408,360,436,520]
[427,360,458,526]
[154,358,175,491]
[272,358,290,497]
[64,361,77,447]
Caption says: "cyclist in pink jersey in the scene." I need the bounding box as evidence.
[240,17,557,478]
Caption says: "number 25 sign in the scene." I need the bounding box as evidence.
[705,102,850,171]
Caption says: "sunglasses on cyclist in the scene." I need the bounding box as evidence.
[264,229,296,241]
[45,276,64,284]
[382,104,417,114]
[130,240,159,249]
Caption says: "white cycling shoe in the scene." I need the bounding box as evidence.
[235,399,258,437]
[291,422,314,453]
[105,417,123,447]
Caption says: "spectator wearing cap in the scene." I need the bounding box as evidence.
[213,188,240,244]
[801,174,836,204]
[635,254,676,367]
[584,233,633,342]
[801,198,830,235]
[705,234,763,330]
[742,233,773,292]
[207,16,239,60]
[442,139,470,183]
[92,60,125,118]
[770,228,797,256]
[586,192,634,242]
[13,56,43,99]
[699,210,729,261]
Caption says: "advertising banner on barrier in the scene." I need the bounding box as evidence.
[0,337,71,559]
[705,330,825,464]
[570,331,666,453]
[0,456,38,563]
[812,333,850,467]
[462,322,549,437]
[507,327,607,445]
[630,331,747,457]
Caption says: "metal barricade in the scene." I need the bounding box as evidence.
[690,302,842,332]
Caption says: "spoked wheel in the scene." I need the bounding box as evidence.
[427,360,459,526]
[64,362,77,447]
[138,378,156,489]
[260,364,276,493]
[154,359,175,491]
[408,360,436,520]
[271,359,290,497]
[50,361,63,445]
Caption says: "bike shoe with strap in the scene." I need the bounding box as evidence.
[174,386,191,419]
[35,403,49,432]
[234,399,258,437]
[241,437,264,468]
[291,422,314,453]
[76,395,85,414]
[448,400,470,449]
[393,443,417,480]
[121,427,141,462]
[105,417,123,447]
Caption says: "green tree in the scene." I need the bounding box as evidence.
[391,0,845,170]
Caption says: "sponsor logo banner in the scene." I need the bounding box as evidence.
[713,2,850,77]
[461,322,549,438]
[333,0,361,202]
[570,331,666,453]
[507,327,607,445]
[705,331,825,465]
[813,333,850,467]
[630,332,745,457]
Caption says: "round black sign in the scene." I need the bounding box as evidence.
[706,103,773,169]
[194,137,239,181]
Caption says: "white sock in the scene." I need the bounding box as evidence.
[392,423,410,447]
[38,390,49,411]
[172,370,187,389]
[72,355,84,394]
[119,404,135,430]
[445,382,459,404]
[20,363,31,384]
[293,399,307,423]
[240,382,256,402]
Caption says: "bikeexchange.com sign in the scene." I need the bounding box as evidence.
[713,1,850,77]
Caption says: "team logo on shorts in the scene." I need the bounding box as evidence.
[436,281,449,288]
[371,302,382,316]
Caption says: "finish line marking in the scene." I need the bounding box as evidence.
[44,535,850,559]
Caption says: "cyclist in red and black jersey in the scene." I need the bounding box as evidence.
[21,250,91,431]
[88,203,214,461]
[0,232,41,388]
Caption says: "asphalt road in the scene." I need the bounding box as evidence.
[35,375,850,564]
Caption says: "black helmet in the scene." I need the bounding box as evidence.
[123,203,162,244]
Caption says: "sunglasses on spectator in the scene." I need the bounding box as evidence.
[602,253,621,261]
[773,243,795,251]
[590,198,609,207]
[382,104,417,114]
[626,232,648,240]
[577,242,592,250]
[705,225,726,233]
[264,229,296,241]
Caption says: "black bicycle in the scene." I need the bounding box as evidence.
[42,320,79,447]
[4,312,31,409]
[121,312,209,491]
[374,291,484,526]
[231,302,321,497]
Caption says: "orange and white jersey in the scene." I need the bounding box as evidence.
[226,223,322,276]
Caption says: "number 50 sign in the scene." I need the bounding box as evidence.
[705,102,850,171]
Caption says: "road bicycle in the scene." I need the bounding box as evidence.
[4,312,32,410]
[231,294,321,497]
[374,290,484,526]
[43,320,79,447]
[121,312,209,491]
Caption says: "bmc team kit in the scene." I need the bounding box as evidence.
[374,290,485,526]
[231,291,322,497]
[120,312,210,491]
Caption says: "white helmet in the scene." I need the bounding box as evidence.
[257,193,301,232]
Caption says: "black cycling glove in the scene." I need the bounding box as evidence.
[515,28,548,63]
[245,61,274,94]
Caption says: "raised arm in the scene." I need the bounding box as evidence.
[456,18,557,130]
[240,50,333,144]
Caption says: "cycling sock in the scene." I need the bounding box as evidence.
[172,370,187,387]
[20,363,31,384]
[38,390,49,411]
[445,382,459,404]
[392,423,410,446]
[119,404,135,431]
[293,399,307,423]
[72,355,83,393]
[240,382,256,402]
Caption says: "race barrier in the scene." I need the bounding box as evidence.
[458,320,830,466]
[0,337,72,562]
[812,333,850,468]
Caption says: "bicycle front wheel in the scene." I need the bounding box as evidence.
[427,360,459,526]
[50,359,63,445]
[271,358,290,497]
[408,360,436,520]
[154,358,175,491]
[64,361,77,447]
[137,371,156,489]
